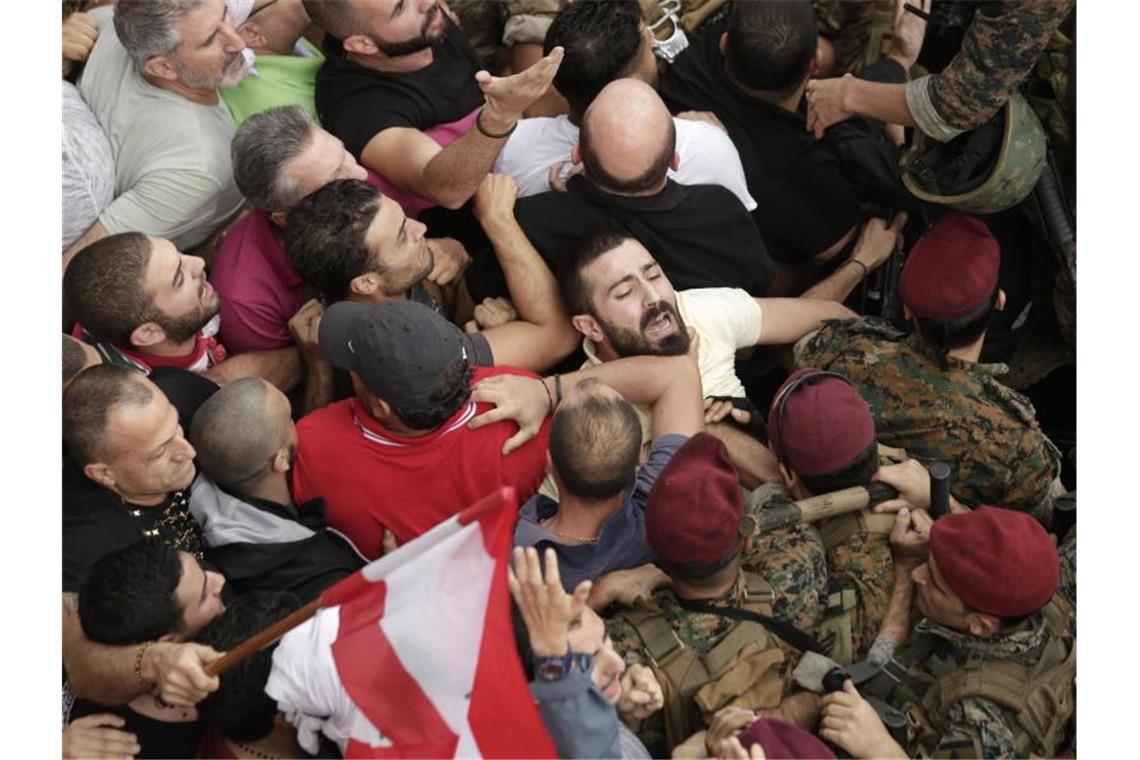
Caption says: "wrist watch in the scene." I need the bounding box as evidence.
[533,650,593,682]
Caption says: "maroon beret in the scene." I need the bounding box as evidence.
[767,369,876,477]
[900,213,1000,319]
[930,506,1059,617]
[738,718,836,760]
[645,433,742,566]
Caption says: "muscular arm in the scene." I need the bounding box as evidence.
[478,212,579,372]
[754,298,857,346]
[553,354,704,431]
[876,564,916,648]
[201,346,301,392]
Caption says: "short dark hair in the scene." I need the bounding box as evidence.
[912,288,1000,351]
[579,115,675,194]
[197,591,302,743]
[284,179,383,301]
[63,335,90,385]
[558,230,635,316]
[725,0,817,94]
[64,233,157,346]
[78,541,184,645]
[387,360,473,430]
[231,106,316,213]
[798,440,879,496]
[545,0,644,117]
[63,365,154,466]
[550,383,642,501]
[301,0,359,40]
[191,378,283,493]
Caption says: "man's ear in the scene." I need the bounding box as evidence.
[269,210,289,228]
[238,22,266,49]
[996,288,1007,312]
[810,44,824,77]
[271,447,291,474]
[966,612,1001,637]
[570,143,581,165]
[343,34,378,56]
[130,322,167,349]
[349,272,381,298]
[370,396,392,421]
[777,462,797,491]
[143,55,179,82]
[669,152,680,171]
[718,32,727,56]
[570,313,604,343]
[83,462,115,492]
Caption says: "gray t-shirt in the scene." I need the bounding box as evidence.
[62,81,114,249]
[78,7,244,249]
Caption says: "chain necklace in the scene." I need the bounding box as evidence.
[539,517,599,543]
[233,741,279,759]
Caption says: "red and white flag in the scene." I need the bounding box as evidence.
[266,487,556,758]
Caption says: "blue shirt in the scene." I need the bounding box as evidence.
[514,434,688,591]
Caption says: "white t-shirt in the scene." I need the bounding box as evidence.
[494,114,758,211]
[78,7,245,249]
[62,81,115,249]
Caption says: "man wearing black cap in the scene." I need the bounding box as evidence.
[290,299,552,560]
[796,213,1064,523]
[605,433,824,758]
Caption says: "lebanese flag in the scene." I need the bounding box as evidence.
[266,487,556,758]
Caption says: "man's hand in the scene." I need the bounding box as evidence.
[468,374,551,454]
[465,296,518,332]
[617,664,664,723]
[426,238,471,287]
[820,680,907,759]
[287,298,325,367]
[63,714,140,759]
[508,547,591,658]
[547,160,583,192]
[472,173,520,228]
[144,642,223,706]
[888,0,930,72]
[704,706,758,757]
[476,46,565,130]
[852,213,908,273]
[704,397,752,426]
[889,507,932,569]
[381,528,399,555]
[805,74,856,139]
[63,12,99,77]
[672,730,710,759]
[715,736,767,760]
[676,110,727,133]
[587,563,669,610]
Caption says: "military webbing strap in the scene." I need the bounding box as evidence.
[675,600,823,655]
[916,595,1076,757]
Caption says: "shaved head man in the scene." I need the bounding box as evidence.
[575,79,677,196]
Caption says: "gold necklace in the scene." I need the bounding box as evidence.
[540,517,599,543]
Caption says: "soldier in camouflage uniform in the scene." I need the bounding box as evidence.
[820,507,1075,759]
[605,434,824,757]
[796,214,1063,523]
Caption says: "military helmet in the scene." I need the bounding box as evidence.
[901,90,1047,214]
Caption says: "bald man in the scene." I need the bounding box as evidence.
[467,78,777,304]
[189,378,363,601]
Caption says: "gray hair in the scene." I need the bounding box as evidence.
[231,106,316,213]
[113,0,207,72]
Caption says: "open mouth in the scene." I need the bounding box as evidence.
[643,310,675,338]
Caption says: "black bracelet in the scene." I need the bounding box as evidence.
[475,107,517,140]
[554,374,563,405]
[541,378,554,416]
[846,258,869,281]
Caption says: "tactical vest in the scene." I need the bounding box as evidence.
[895,594,1076,757]
[613,572,785,749]
[816,509,896,665]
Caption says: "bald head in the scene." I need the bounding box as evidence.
[549,379,642,502]
[579,79,676,195]
[190,378,295,493]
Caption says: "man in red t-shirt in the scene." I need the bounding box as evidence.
[291,299,550,559]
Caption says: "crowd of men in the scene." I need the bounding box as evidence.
[61,0,1076,757]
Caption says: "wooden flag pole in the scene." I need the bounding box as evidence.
[204,597,323,678]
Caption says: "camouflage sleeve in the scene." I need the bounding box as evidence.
[999,428,1063,519]
[604,616,649,668]
[793,321,847,370]
[499,0,566,47]
[906,0,1074,141]
[933,697,1023,758]
[744,525,828,634]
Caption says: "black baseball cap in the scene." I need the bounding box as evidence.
[319,300,471,409]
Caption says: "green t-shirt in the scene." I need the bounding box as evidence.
[221,40,324,126]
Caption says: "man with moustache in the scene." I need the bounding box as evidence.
[302,0,564,214]
[67,0,254,262]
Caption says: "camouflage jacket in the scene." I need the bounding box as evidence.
[893,611,1070,758]
[906,0,1075,142]
[796,319,1062,521]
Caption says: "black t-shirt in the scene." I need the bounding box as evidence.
[468,177,775,302]
[659,17,865,265]
[61,461,204,594]
[315,20,485,159]
[69,700,203,760]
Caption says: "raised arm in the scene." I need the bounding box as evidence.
[754,298,857,346]
[201,346,302,392]
[471,174,579,372]
[360,48,564,209]
[801,214,907,303]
